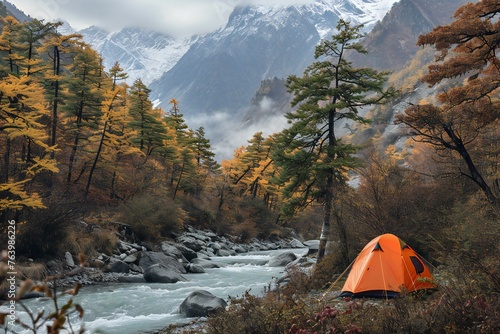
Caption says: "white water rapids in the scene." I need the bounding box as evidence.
[3,248,308,334]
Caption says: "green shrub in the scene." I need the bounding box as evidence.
[118,193,186,241]
[15,208,76,259]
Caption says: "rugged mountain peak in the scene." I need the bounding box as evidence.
[79,26,197,85]
[149,0,399,120]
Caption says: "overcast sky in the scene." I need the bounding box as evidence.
[8,0,314,37]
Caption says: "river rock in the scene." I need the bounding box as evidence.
[196,253,211,260]
[123,254,138,264]
[177,236,205,252]
[303,240,320,254]
[103,260,130,274]
[289,238,306,248]
[233,245,248,253]
[161,242,188,263]
[209,242,222,251]
[174,244,198,261]
[216,249,235,257]
[185,232,211,242]
[267,251,297,267]
[143,264,187,283]
[65,252,75,267]
[89,259,106,268]
[198,248,215,257]
[179,290,227,317]
[129,263,144,273]
[185,263,205,274]
[190,258,221,269]
[138,251,187,274]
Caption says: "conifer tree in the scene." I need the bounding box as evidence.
[85,79,130,199]
[0,16,23,76]
[273,20,395,263]
[164,99,198,199]
[39,32,83,156]
[0,67,57,212]
[61,42,106,184]
[194,127,217,168]
[16,19,59,77]
[192,126,219,195]
[128,79,167,158]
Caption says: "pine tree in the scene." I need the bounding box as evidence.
[164,99,198,199]
[128,79,168,158]
[16,19,59,77]
[85,80,130,199]
[39,32,83,156]
[192,126,219,195]
[273,20,395,263]
[61,41,106,184]
[0,69,58,211]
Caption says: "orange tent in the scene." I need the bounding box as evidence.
[340,234,435,298]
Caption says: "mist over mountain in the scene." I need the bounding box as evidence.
[147,0,397,158]
[238,0,475,160]
[149,0,397,114]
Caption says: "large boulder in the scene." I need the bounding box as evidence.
[138,251,187,274]
[179,290,227,317]
[185,263,206,274]
[177,236,206,252]
[103,260,130,273]
[174,244,198,261]
[267,251,297,267]
[303,240,320,255]
[161,242,189,263]
[289,238,306,248]
[65,252,75,267]
[143,264,187,283]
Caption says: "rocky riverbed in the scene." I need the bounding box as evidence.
[1,226,320,333]
[18,225,319,292]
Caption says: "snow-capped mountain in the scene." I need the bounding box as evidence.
[76,26,197,85]
[53,0,397,113]
[144,0,397,158]
[148,0,397,123]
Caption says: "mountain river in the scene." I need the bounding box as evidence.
[4,248,308,334]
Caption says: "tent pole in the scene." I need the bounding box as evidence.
[319,257,356,302]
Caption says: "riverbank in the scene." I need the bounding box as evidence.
[2,225,319,299]
[5,247,315,334]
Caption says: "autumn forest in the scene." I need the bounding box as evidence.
[0,1,500,263]
[0,0,499,331]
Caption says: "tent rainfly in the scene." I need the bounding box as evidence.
[340,234,436,298]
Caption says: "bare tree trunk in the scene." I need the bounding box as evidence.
[50,46,60,158]
[318,178,333,261]
[173,161,185,200]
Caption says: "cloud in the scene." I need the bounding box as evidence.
[9,0,315,37]
[185,98,289,162]
[10,0,231,37]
